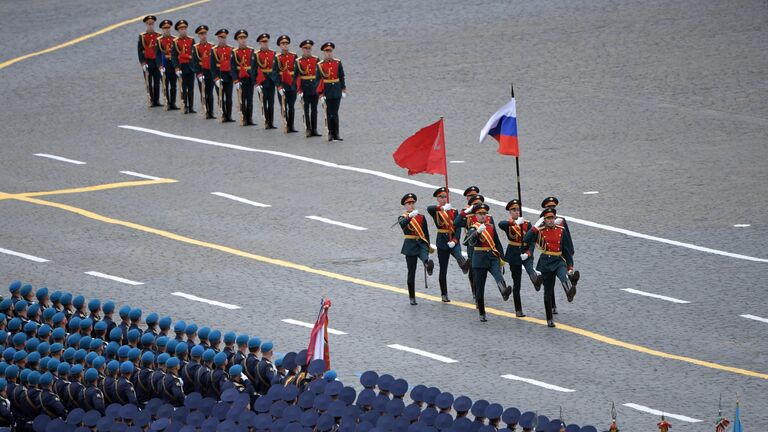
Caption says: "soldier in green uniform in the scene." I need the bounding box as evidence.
[398,193,435,305]
[296,40,322,137]
[275,35,299,133]
[497,199,542,317]
[427,187,469,303]
[318,42,346,141]
[453,188,484,300]
[255,33,279,129]
[465,204,511,322]
[540,196,579,314]
[523,207,576,327]
[137,15,162,107]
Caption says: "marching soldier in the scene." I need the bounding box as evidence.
[192,25,215,119]
[211,29,235,123]
[454,188,484,300]
[296,40,322,137]
[426,187,470,303]
[276,35,299,133]
[523,207,577,327]
[231,30,256,126]
[398,193,435,306]
[540,196,579,314]
[465,204,511,322]
[137,15,162,107]
[158,19,179,110]
[171,20,196,114]
[318,42,346,141]
[498,199,542,317]
[255,33,279,129]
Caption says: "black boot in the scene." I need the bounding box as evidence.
[547,320,556,328]
[568,270,580,289]
[497,280,511,302]
[479,314,487,322]
[333,118,343,141]
[516,310,526,317]
[457,256,470,274]
[533,272,543,291]
[425,259,434,276]
[441,295,450,303]
[410,298,417,306]
[563,280,576,302]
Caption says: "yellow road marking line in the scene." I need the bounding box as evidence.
[0,179,177,201]
[0,0,210,70]
[4,194,768,380]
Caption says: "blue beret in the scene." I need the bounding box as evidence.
[157,353,170,365]
[141,333,155,346]
[60,293,72,306]
[68,317,80,331]
[228,364,242,376]
[208,330,221,344]
[28,371,41,385]
[146,312,158,325]
[120,361,134,374]
[50,290,62,302]
[260,341,273,352]
[0,378,7,392]
[109,327,122,342]
[166,340,178,353]
[43,307,56,320]
[191,345,204,357]
[51,328,66,341]
[18,369,31,383]
[79,336,92,349]
[166,357,180,368]
[128,348,141,361]
[0,299,12,312]
[234,334,248,346]
[73,349,86,362]
[72,295,85,308]
[117,345,130,358]
[23,321,37,333]
[174,320,186,332]
[102,301,115,314]
[57,362,70,376]
[80,318,93,329]
[49,342,63,354]
[20,284,33,296]
[26,352,41,364]
[7,318,21,331]
[15,300,28,312]
[0,314,4,324]
[4,365,19,379]
[25,337,41,352]
[94,321,107,331]
[248,337,261,349]
[107,360,120,373]
[37,326,51,340]
[88,299,101,312]
[106,342,119,356]
[141,352,155,365]
[156,336,168,347]
[37,342,51,355]
[85,351,98,365]
[202,349,215,362]
[118,305,131,318]
[36,287,49,300]
[128,308,141,321]
[12,333,26,346]
[2,348,14,362]
[84,368,99,382]
[223,331,237,344]
[92,356,105,370]
[92,338,104,349]
[127,329,140,342]
[46,358,59,371]
[185,323,198,335]
[52,312,65,325]
[174,343,187,355]
[159,316,172,329]
[8,281,21,293]
[198,327,211,340]
[62,347,75,361]
[213,352,227,366]
[27,303,40,317]
[0,363,7,376]
[274,356,284,368]
[323,370,337,381]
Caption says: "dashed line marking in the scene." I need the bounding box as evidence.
[0,247,49,263]
[306,215,367,231]
[120,171,164,180]
[583,191,599,195]
[211,192,271,208]
[281,319,348,335]
[34,153,86,165]
[740,314,768,324]
[500,374,576,393]
[85,271,144,286]
[734,224,750,228]
[386,344,458,363]
[449,160,465,164]
[622,403,702,423]
[621,288,690,304]
[171,292,241,310]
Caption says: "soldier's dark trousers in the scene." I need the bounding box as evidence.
[542,271,557,320]
[302,94,319,132]
[550,265,571,310]
[510,264,525,312]
[164,70,177,107]
[240,78,254,125]
[280,90,297,130]
[325,97,341,137]
[473,269,488,316]
[260,79,276,127]
[147,65,162,105]
[406,255,418,299]
[202,71,215,117]
[220,77,234,121]
[437,246,463,297]
[181,72,195,111]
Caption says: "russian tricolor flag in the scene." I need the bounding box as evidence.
[479,98,519,156]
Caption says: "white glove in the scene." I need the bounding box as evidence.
[520,253,529,261]
[160,67,166,74]
[534,217,545,228]
[197,74,204,83]
[408,210,419,218]
[442,203,452,211]
[175,70,182,77]
[515,217,525,225]
[278,88,285,96]
[567,269,574,276]
[476,224,486,233]
[215,79,221,88]
[447,241,456,248]
[320,96,326,105]
[555,217,563,225]
[255,85,263,94]
[235,82,241,90]
[342,92,346,98]
[297,92,303,98]
[142,64,148,72]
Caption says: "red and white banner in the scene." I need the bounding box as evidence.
[306,299,332,371]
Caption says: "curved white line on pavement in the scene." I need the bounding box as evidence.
[0,247,49,263]
[84,271,144,286]
[621,288,690,304]
[387,344,458,363]
[211,192,271,208]
[500,374,576,393]
[623,403,702,423]
[118,125,768,263]
[34,153,87,165]
[171,291,241,309]
[306,216,367,231]
[120,171,164,180]
[740,314,768,324]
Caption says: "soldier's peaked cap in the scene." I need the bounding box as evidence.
[475,204,490,213]
[299,39,314,48]
[506,199,521,210]
[143,15,157,23]
[463,186,479,196]
[433,187,447,197]
[401,193,417,205]
[234,29,248,39]
[215,28,229,36]
[540,207,556,218]
[159,19,173,28]
[321,42,335,50]
[277,35,290,44]
[257,33,270,41]
[541,196,559,208]
[174,20,188,30]
[195,25,209,34]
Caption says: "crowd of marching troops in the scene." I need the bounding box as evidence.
[398,188,580,327]
[137,15,347,141]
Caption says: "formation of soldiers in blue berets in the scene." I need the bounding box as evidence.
[0,280,618,431]
[398,188,580,327]
[137,15,346,141]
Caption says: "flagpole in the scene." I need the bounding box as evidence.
[440,116,450,204]
[512,83,522,208]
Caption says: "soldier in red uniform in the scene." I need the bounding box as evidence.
[523,207,576,327]
[192,25,215,119]
[171,20,196,114]
[137,15,162,107]
[211,29,234,123]
[275,35,299,133]
[427,187,469,303]
[158,20,179,110]
[398,193,435,306]
[295,40,322,137]
[231,30,256,126]
[540,196,579,314]
[255,33,279,130]
[498,199,542,317]
[453,188,484,301]
[465,204,511,322]
[318,42,346,141]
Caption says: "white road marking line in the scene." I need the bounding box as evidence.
[34,153,87,165]
[622,403,702,423]
[118,126,768,263]
[583,191,599,194]
[449,160,465,164]
[386,344,458,363]
[211,192,271,208]
[281,318,348,335]
[84,271,144,286]
[0,247,49,263]
[171,292,241,310]
[120,170,164,180]
[621,288,690,304]
[306,215,367,231]
[500,374,576,392]
[740,314,768,324]
[734,224,751,228]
